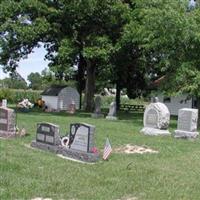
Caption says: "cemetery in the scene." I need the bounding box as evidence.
[1,1,200,199]
[1,97,200,200]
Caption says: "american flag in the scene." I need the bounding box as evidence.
[103,138,112,160]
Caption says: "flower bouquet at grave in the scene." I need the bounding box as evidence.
[17,99,34,112]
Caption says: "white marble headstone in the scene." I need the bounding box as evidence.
[141,102,170,135]
[106,101,117,120]
[174,108,199,138]
[2,99,7,108]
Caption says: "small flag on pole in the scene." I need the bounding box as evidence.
[103,138,112,160]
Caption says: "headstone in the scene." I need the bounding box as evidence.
[106,101,118,120]
[35,122,60,145]
[67,99,76,114]
[31,122,99,162]
[69,123,96,153]
[2,99,7,108]
[151,97,159,103]
[0,107,16,138]
[140,102,170,135]
[91,96,104,118]
[174,108,199,138]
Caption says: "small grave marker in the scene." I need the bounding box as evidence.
[106,101,118,120]
[0,107,16,138]
[174,108,199,138]
[91,96,104,118]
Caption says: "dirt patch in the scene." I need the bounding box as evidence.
[114,144,158,154]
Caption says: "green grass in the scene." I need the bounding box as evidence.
[1,109,200,200]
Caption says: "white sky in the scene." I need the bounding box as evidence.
[0,46,49,81]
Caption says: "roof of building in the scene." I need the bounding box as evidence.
[41,85,67,96]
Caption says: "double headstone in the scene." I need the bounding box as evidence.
[91,96,104,118]
[174,108,199,138]
[31,122,61,151]
[36,122,60,145]
[140,102,170,135]
[106,101,118,120]
[31,122,99,162]
[0,107,16,138]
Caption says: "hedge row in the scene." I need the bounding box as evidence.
[0,89,41,104]
[0,88,146,107]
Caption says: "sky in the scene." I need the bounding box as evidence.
[0,46,49,81]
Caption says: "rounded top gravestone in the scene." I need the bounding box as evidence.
[143,102,170,130]
[94,96,102,114]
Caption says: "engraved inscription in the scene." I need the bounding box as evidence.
[145,109,158,128]
[178,111,192,131]
[147,114,157,125]
[46,135,54,144]
[41,126,50,132]
[37,133,45,141]
[0,119,7,124]
[70,126,89,152]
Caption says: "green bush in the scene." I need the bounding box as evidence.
[0,89,41,104]
[0,88,13,102]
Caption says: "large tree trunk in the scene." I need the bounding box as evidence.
[116,81,121,111]
[83,60,95,111]
[77,54,86,109]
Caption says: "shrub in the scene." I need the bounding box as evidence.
[0,89,41,104]
[0,88,13,102]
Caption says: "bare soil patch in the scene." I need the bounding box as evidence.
[114,144,158,154]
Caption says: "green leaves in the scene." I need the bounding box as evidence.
[83,36,113,62]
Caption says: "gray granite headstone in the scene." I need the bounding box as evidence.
[0,107,16,138]
[69,123,96,153]
[174,108,199,138]
[91,96,104,118]
[36,122,60,145]
[106,101,118,120]
[140,102,170,135]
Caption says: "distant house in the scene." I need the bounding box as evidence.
[151,76,197,116]
[41,85,80,111]
[157,95,196,116]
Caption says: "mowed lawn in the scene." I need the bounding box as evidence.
[1,109,200,200]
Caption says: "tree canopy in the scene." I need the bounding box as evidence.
[1,0,200,111]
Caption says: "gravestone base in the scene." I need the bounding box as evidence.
[91,113,104,118]
[0,131,16,138]
[106,116,118,120]
[140,127,171,136]
[31,141,99,163]
[174,130,199,139]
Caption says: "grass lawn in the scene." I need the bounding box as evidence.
[1,109,200,200]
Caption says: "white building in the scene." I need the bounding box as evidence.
[41,85,80,111]
[157,94,196,116]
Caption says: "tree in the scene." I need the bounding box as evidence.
[27,72,42,90]
[0,0,130,111]
[125,0,200,122]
